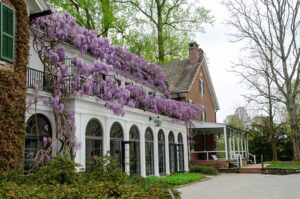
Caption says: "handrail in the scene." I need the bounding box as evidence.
[248,152,256,164]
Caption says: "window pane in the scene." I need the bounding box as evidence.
[145,142,154,175]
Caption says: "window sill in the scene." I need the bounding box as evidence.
[0,60,14,71]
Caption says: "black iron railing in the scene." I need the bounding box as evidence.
[27,68,56,93]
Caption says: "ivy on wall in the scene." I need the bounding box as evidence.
[0,0,29,171]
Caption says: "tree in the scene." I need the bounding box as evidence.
[48,0,119,37]
[224,0,300,160]
[231,52,282,160]
[50,0,213,63]
[120,0,213,63]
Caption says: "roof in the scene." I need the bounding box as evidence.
[160,59,198,93]
[160,57,220,110]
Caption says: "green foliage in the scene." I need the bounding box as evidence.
[0,156,178,198]
[145,173,205,186]
[248,125,293,161]
[85,156,126,183]
[49,0,213,63]
[0,0,29,171]
[31,156,81,185]
[227,116,245,130]
[266,161,300,169]
[189,165,218,175]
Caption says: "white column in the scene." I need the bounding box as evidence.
[237,132,240,155]
[140,125,146,177]
[103,117,111,156]
[228,129,232,160]
[74,112,85,167]
[174,132,179,172]
[124,121,130,175]
[154,127,159,176]
[223,127,228,160]
[241,135,244,158]
[165,130,170,175]
[183,131,189,172]
[232,132,236,158]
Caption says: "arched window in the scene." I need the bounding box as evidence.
[158,130,166,176]
[169,131,177,173]
[129,125,140,175]
[86,119,102,164]
[145,127,154,176]
[25,114,52,170]
[178,133,184,172]
[110,122,124,170]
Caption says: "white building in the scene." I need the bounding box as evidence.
[24,1,189,177]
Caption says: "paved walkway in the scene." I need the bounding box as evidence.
[178,173,300,199]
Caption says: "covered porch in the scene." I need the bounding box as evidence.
[189,121,249,168]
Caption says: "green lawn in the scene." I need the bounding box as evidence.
[145,173,205,186]
[265,161,300,169]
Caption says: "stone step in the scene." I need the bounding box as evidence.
[239,168,263,174]
[219,167,263,174]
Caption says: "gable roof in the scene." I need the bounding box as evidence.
[160,57,220,110]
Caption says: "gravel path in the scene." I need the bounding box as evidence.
[178,173,300,199]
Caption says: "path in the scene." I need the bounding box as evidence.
[178,173,300,199]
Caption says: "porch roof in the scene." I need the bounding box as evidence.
[190,121,247,135]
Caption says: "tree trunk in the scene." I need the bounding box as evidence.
[101,0,110,37]
[287,96,300,160]
[156,3,164,63]
[271,134,277,161]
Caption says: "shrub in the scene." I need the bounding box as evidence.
[85,156,127,183]
[189,165,218,175]
[31,155,81,185]
[0,156,179,198]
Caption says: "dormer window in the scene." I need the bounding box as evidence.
[148,91,156,97]
[199,79,205,95]
[115,79,121,86]
[0,3,15,63]
[125,82,133,86]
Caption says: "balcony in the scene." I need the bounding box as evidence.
[26,68,56,92]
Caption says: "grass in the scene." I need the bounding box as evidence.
[189,165,219,175]
[265,161,300,169]
[145,173,205,186]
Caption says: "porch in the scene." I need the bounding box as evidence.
[189,121,249,168]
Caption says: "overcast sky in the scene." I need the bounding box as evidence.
[194,0,245,123]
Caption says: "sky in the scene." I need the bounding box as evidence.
[194,0,245,123]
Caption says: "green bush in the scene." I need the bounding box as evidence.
[85,156,126,183]
[31,155,81,185]
[189,165,218,175]
[0,156,179,198]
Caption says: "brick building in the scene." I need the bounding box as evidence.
[161,43,249,168]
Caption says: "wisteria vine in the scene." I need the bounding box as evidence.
[30,12,203,158]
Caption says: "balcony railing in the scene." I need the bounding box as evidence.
[27,68,56,92]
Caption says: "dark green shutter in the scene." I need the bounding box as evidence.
[1,3,15,62]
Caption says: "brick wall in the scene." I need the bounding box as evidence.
[185,66,216,122]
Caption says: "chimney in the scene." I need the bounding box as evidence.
[189,42,203,65]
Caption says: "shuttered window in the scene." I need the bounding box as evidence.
[0,3,15,63]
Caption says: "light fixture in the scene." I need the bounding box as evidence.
[149,116,162,127]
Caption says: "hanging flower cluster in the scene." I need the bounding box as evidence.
[31,12,204,122]
[31,12,168,93]
[126,85,203,121]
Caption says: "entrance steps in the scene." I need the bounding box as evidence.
[219,164,264,174]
